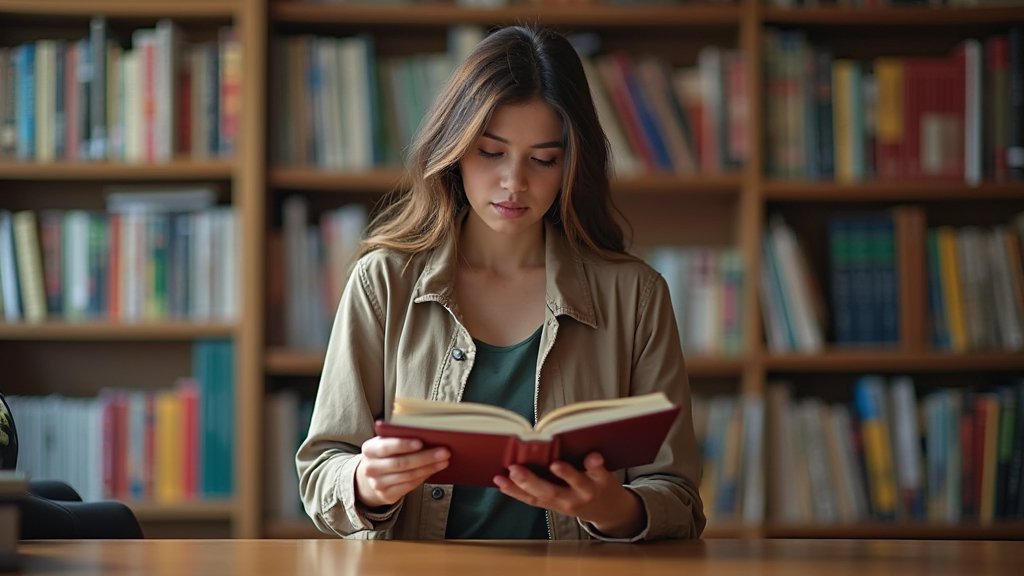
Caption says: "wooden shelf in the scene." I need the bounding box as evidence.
[613,173,743,196]
[271,2,741,27]
[0,321,236,341]
[763,522,1024,540]
[0,0,239,18]
[763,180,1024,202]
[265,348,324,375]
[265,347,747,377]
[762,6,1024,26]
[269,166,742,196]
[763,350,1024,373]
[269,167,404,192]
[0,159,234,182]
[129,499,235,522]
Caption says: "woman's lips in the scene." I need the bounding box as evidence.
[492,201,527,218]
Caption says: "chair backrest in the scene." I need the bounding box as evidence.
[1,396,144,539]
[0,393,18,471]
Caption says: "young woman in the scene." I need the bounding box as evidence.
[297,26,704,541]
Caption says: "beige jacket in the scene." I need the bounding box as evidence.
[296,219,705,541]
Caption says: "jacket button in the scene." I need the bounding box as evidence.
[451,348,465,361]
[431,487,445,500]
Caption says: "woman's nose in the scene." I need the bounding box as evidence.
[501,160,527,192]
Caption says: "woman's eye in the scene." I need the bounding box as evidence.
[477,149,502,159]
[533,157,558,167]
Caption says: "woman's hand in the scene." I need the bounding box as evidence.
[493,452,645,539]
[355,437,450,508]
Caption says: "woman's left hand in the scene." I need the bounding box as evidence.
[493,452,644,539]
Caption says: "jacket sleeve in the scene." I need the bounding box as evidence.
[296,256,402,537]
[582,272,706,541]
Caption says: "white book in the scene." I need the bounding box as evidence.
[740,395,765,524]
[686,250,720,356]
[316,39,342,169]
[890,376,923,518]
[283,196,309,348]
[219,208,238,321]
[62,211,91,320]
[155,20,182,162]
[340,36,371,169]
[800,399,838,523]
[769,214,824,352]
[192,211,213,319]
[12,211,46,323]
[34,40,55,163]
[0,211,22,321]
[122,49,141,163]
[646,247,687,344]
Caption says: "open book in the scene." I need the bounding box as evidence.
[374,392,680,486]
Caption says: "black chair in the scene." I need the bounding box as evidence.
[0,393,144,539]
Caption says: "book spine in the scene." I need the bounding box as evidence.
[511,437,560,471]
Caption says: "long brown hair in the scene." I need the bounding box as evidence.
[360,26,629,260]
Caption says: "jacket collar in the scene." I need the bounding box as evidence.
[413,214,598,328]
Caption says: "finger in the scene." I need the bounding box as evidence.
[583,452,605,472]
[363,447,449,476]
[548,461,597,495]
[507,465,564,501]
[374,476,435,503]
[362,436,423,458]
[368,457,449,487]
[494,474,541,507]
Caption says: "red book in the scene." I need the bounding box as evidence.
[375,393,680,487]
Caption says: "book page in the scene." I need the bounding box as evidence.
[535,392,673,436]
[391,396,532,434]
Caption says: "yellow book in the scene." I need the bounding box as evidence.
[937,227,968,351]
[855,378,896,519]
[874,58,904,178]
[832,60,853,182]
[875,59,904,141]
[154,390,183,503]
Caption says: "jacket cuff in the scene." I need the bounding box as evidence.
[577,486,648,543]
[336,454,403,533]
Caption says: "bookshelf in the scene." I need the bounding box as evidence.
[0,0,265,538]
[5,0,1024,539]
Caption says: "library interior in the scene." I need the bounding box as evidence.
[0,0,1021,573]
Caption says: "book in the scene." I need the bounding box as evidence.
[374,392,680,487]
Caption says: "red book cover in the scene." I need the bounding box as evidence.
[179,379,199,499]
[114,392,128,499]
[988,35,1010,182]
[375,395,680,487]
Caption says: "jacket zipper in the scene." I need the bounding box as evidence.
[536,315,558,540]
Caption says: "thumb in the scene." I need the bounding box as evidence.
[583,452,607,475]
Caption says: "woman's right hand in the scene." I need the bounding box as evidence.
[355,437,450,507]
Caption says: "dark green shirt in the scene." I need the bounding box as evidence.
[444,326,549,540]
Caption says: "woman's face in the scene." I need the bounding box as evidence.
[459,97,565,237]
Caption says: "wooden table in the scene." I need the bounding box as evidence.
[13,538,1023,575]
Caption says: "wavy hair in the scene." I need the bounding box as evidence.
[360,26,629,260]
